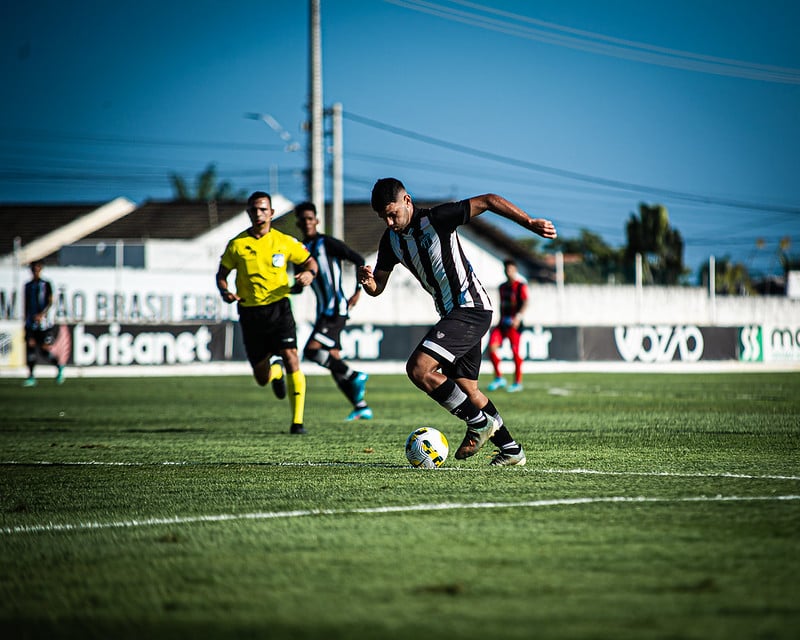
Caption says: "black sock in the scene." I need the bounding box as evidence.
[328,357,351,378]
[481,399,504,428]
[330,358,359,404]
[428,379,485,426]
[490,425,521,454]
[481,400,519,451]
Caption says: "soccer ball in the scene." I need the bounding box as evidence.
[405,427,449,469]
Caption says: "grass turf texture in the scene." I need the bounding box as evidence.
[0,371,798,639]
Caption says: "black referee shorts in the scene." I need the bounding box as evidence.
[417,308,492,381]
[238,298,297,367]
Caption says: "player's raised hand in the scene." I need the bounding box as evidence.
[529,218,557,239]
[357,265,373,285]
[358,265,380,295]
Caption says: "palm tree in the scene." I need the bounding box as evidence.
[624,203,687,284]
[169,163,246,202]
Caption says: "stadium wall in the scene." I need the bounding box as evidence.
[1,266,799,372]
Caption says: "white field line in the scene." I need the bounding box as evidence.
[539,468,800,482]
[2,459,799,482]
[2,494,798,536]
[2,360,798,379]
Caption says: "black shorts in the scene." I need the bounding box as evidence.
[307,314,347,351]
[25,326,56,347]
[417,308,492,381]
[238,298,297,367]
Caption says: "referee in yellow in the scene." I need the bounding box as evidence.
[216,191,318,434]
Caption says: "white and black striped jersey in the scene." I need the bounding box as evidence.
[303,234,365,319]
[24,278,54,330]
[375,200,493,317]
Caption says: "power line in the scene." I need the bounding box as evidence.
[343,110,800,216]
[387,0,800,84]
[0,128,285,152]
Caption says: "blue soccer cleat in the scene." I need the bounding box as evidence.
[346,407,373,421]
[352,372,368,403]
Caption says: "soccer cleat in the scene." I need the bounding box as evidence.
[507,383,523,393]
[351,372,368,403]
[56,366,65,385]
[489,448,527,467]
[487,377,506,391]
[269,356,287,399]
[454,415,499,460]
[346,406,373,421]
[22,376,37,387]
[290,423,307,435]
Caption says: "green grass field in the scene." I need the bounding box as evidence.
[1,371,798,639]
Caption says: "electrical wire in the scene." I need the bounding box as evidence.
[342,110,800,216]
[387,0,800,84]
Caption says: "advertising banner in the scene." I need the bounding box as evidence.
[2,322,763,369]
[70,324,227,366]
[584,325,738,362]
[739,325,800,362]
[0,321,23,367]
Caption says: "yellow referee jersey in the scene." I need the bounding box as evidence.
[220,228,311,307]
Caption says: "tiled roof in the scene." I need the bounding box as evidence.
[273,201,384,258]
[2,198,554,281]
[275,201,555,283]
[0,203,109,260]
[83,200,247,240]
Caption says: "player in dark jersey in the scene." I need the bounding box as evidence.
[23,260,64,387]
[487,259,529,392]
[294,202,372,421]
[360,178,556,466]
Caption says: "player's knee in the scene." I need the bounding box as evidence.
[253,362,270,386]
[304,347,329,367]
[405,359,432,389]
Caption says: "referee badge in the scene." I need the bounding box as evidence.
[272,253,286,267]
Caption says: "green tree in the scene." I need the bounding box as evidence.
[777,236,799,273]
[624,203,687,285]
[548,229,625,283]
[169,163,246,202]
[698,256,756,295]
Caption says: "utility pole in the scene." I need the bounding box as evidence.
[330,102,344,240]
[309,0,325,231]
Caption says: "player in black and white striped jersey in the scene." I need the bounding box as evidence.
[23,260,65,387]
[294,202,372,422]
[359,178,557,466]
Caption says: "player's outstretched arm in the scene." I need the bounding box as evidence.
[468,193,557,239]
[357,265,389,297]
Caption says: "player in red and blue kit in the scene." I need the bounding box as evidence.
[487,259,528,392]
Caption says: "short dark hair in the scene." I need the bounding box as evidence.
[371,178,406,213]
[247,191,272,209]
[293,201,316,217]
[503,259,517,268]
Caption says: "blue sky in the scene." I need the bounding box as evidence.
[2,0,799,279]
